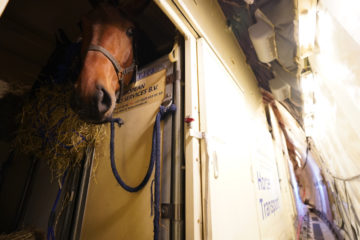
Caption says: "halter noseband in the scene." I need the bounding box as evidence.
[87,44,136,101]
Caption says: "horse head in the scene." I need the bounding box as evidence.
[72,1,147,123]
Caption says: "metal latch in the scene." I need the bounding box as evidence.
[161,203,184,220]
[168,43,179,63]
[161,203,173,219]
[162,93,173,108]
[189,129,204,139]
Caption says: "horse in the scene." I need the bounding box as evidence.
[71,0,149,123]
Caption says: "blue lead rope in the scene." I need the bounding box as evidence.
[109,104,176,240]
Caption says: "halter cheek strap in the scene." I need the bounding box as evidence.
[87,44,136,102]
[88,44,136,81]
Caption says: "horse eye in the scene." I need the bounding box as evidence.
[126,27,134,37]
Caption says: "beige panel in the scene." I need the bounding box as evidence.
[80,70,166,240]
[197,38,261,240]
[198,38,298,239]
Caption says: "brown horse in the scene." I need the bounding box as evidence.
[72,1,146,123]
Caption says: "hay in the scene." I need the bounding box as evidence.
[14,83,104,179]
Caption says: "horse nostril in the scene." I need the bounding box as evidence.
[97,86,112,113]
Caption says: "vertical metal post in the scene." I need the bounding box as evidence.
[171,39,185,240]
[160,60,175,240]
[14,156,38,230]
[69,145,95,240]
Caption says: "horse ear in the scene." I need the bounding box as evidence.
[56,29,70,45]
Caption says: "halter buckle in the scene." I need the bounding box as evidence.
[117,71,124,82]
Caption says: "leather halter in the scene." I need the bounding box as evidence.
[87,44,136,101]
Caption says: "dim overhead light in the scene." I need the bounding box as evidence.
[298,6,317,58]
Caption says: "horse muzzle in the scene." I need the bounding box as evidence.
[71,85,116,123]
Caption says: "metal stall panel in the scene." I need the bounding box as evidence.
[153,1,203,239]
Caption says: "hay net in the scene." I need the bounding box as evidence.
[14,38,104,179]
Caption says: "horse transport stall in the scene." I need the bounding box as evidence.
[0,0,299,240]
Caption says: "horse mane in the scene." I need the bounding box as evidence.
[32,29,81,92]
